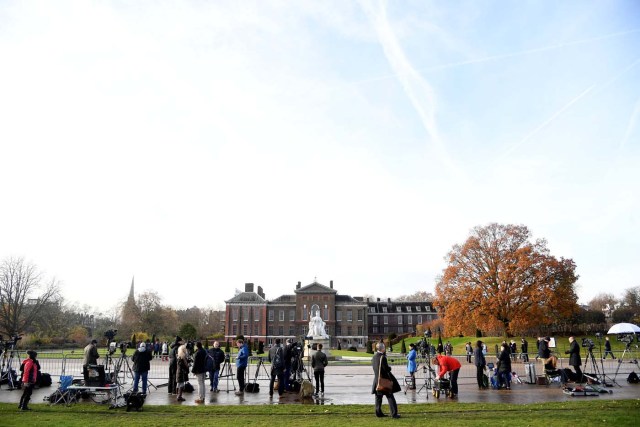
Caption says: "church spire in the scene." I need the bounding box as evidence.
[127,276,135,302]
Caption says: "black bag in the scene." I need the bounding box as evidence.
[123,391,146,412]
[482,374,489,388]
[183,382,194,393]
[273,347,284,371]
[39,373,52,387]
[245,383,260,393]
[628,371,639,384]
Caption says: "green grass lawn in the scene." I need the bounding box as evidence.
[1,400,638,426]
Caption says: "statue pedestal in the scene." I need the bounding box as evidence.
[304,337,331,358]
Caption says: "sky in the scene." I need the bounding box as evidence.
[1,0,639,313]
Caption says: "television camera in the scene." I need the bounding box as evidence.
[617,334,636,345]
[581,338,595,350]
[0,334,22,351]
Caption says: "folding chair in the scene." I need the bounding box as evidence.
[46,375,77,405]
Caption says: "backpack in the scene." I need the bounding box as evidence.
[628,371,639,384]
[273,346,284,370]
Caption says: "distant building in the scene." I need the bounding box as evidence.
[224,281,437,348]
[366,298,438,342]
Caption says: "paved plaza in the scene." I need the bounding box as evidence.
[1,355,638,408]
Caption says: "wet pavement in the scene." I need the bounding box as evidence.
[1,357,639,408]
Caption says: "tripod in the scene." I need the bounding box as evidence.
[250,356,270,380]
[583,346,615,387]
[0,345,23,390]
[613,341,639,383]
[218,354,237,393]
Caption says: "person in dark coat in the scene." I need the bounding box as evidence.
[538,336,551,359]
[311,343,328,395]
[497,343,512,389]
[168,336,182,394]
[565,336,582,382]
[603,337,616,359]
[207,341,225,392]
[371,342,400,419]
[474,340,487,389]
[521,338,529,362]
[191,341,207,403]
[268,338,286,397]
[132,342,153,394]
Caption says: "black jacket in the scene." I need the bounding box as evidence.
[473,347,486,368]
[497,348,512,373]
[565,340,581,367]
[207,347,225,371]
[132,349,153,373]
[192,348,207,374]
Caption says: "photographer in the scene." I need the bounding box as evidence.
[132,342,153,395]
[432,354,461,398]
[234,338,248,395]
[406,343,417,390]
[565,337,582,382]
[83,339,100,368]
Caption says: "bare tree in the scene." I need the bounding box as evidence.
[0,257,60,336]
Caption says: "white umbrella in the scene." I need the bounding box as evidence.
[607,323,640,334]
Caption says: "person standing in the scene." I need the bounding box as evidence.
[432,354,462,397]
[132,342,153,395]
[234,338,248,395]
[191,341,207,404]
[371,342,400,419]
[497,343,512,389]
[161,341,168,361]
[175,344,190,402]
[207,341,225,392]
[474,340,487,389]
[603,337,616,359]
[19,350,38,411]
[311,343,328,395]
[83,339,100,368]
[406,343,417,389]
[565,336,582,383]
[168,336,182,394]
[510,341,517,362]
[465,342,473,363]
[521,338,529,362]
[283,339,293,391]
[268,338,286,397]
[538,336,551,360]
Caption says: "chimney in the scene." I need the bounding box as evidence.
[245,283,254,293]
[257,286,264,298]
[330,280,333,289]
[387,298,391,303]
[377,298,380,302]
[297,281,301,289]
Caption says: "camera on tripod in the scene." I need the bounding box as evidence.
[104,329,118,341]
[0,334,22,350]
[581,338,595,350]
[617,334,635,344]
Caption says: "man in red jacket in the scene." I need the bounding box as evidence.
[19,350,38,411]
[432,354,462,397]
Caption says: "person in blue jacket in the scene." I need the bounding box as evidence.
[406,343,417,389]
[234,338,249,395]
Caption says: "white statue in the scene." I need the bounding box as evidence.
[307,305,328,338]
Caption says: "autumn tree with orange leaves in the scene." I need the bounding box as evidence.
[434,223,579,337]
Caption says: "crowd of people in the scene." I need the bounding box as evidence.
[14,332,603,418]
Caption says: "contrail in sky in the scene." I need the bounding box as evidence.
[360,0,464,180]
[497,56,640,163]
[354,28,640,85]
